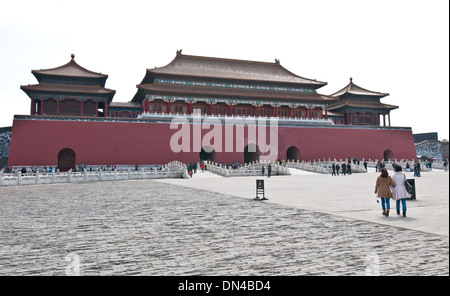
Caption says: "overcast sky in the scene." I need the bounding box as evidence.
[1,0,448,139]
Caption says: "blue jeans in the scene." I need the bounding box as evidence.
[380,198,390,211]
[396,199,407,213]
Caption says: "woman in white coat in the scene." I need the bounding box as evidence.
[392,165,412,217]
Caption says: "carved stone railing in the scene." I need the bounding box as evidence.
[204,160,290,177]
[285,158,436,174]
[0,161,188,187]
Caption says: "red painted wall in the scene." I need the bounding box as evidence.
[8,117,417,167]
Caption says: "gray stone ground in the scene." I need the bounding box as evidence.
[0,175,448,276]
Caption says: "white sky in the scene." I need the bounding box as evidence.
[1,0,448,139]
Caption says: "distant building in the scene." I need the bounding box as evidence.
[8,52,417,170]
[413,132,438,143]
[0,127,11,170]
[414,132,448,161]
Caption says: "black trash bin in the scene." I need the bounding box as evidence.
[407,179,416,200]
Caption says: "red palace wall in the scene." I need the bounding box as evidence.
[8,116,417,167]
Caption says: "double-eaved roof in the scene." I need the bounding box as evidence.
[21,54,115,101]
[134,50,334,104]
[328,78,397,111]
[330,77,389,98]
[144,50,327,87]
[32,54,108,84]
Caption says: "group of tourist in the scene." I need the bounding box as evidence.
[331,162,352,176]
[374,165,412,217]
[187,161,207,178]
[261,164,273,178]
[330,157,370,176]
[5,166,55,174]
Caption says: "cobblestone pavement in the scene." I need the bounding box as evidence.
[0,180,448,276]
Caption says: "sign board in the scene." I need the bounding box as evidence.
[257,179,264,190]
[255,179,267,200]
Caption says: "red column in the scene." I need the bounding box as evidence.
[167,100,171,114]
[80,99,84,116]
[40,98,44,115]
[256,105,260,117]
[144,100,149,112]
[30,99,35,115]
[189,101,193,114]
[209,102,213,115]
[104,101,108,117]
[325,107,328,119]
[57,99,61,115]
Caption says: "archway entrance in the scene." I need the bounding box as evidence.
[199,146,216,162]
[383,149,394,161]
[244,144,260,164]
[286,146,301,162]
[58,148,76,171]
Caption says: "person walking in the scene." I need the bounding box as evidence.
[336,163,340,175]
[341,163,347,176]
[392,165,412,217]
[267,163,272,178]
[332,163,336,176]
[374,168,395,217]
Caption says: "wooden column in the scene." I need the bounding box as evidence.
[57,99,61,115]
[30,99,35,115]
[40,98,44,115]
[325,107,328,119]
[104,101,108,117]
[80,99,84,116]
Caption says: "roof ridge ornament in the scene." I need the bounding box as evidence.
[350,77,353,83]
[71,54,75,60]
[275,58,280,65]
[176,49,182,57]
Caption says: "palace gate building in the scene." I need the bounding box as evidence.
[8,51,416,170]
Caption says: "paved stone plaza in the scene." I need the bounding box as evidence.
[0,169,448,276]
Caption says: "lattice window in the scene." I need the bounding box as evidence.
[83,100,97,116]
[61,99,80,116]
[44,98,57,115]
